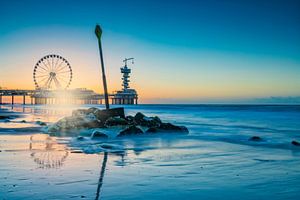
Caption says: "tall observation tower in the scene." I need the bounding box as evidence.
[111,58,138,104]
[121,58,134,90]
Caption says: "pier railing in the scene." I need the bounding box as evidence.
[0,89,138,105]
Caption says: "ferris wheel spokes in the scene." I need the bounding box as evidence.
[33,54,72,90]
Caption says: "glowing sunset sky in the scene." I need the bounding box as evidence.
[0,0,299,103]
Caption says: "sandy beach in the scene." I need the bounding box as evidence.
[1,104,300,200]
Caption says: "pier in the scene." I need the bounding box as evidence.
[0,88,137,105]
[0,89,34,105]
[0,53,138,106]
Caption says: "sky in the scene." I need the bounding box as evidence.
[0,0,299,103]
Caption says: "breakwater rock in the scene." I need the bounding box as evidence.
[47,107,189,137]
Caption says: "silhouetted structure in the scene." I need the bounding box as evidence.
[111,58,138,104]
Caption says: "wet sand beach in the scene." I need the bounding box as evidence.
[1,104,300,200]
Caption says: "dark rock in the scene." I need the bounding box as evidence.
[36,121,47,126]
[104,116,128,126]
[0,115,10,120]
[125,115,135,124]
[91,131,108,139]
[72,109,89,117]
[134,112,145,123]
[94,107,125,122]
[48,113,103,132]
[291,140,300,146]
[49,109,188,137]
[146,127,159,133]
[153,116,162,124]
[82,119,103,129]
[49,108,127,132]
[249,136,262,141]
[117,125,144,137]
[77,136,85,140]
[87,107,99,114]
[55,116,83,130]
[142,116,162,127]
[133,112,162,127]
[158,123,189,133]
[71,150,83,153]
[21,120,26,123]
[146,122,189,134]
[47,124,60,132]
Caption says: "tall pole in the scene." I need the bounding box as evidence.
[95,24,110,110]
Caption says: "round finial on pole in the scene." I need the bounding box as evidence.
[95,24,102,40]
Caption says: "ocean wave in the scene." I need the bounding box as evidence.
[187,134,300,151]
[184,121,300,134]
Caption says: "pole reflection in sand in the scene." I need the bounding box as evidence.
[95,152,108,200]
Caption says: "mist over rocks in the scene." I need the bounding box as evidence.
[47,107,189,137]
[48,113,102,133]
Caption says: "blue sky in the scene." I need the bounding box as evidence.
[0,0,299,103]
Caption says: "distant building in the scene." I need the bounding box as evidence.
[112,58,138,104]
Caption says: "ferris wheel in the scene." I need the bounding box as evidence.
[33,54,72,90]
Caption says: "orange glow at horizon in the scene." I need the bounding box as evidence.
[1,26,300,104]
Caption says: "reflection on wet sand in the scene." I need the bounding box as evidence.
[27,134,122,199]
[95,152,108,200]
[29,135,69,169]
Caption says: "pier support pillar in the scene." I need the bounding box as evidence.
[11,95,14,105]
[23,95,26,105]
[0,95,2,104]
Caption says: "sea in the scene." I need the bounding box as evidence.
[0,104,300,200]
